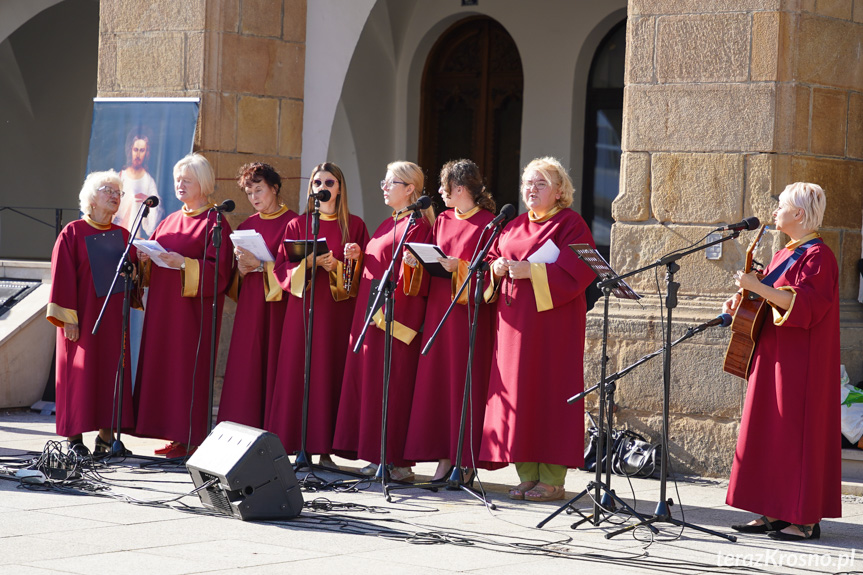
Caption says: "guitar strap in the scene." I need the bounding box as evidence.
[760,238,822,287]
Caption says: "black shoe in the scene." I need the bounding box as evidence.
[768,523,821,541]
[68,438,90,457]
[731,515,791,533]
[94,435,113,456]
[447,467,475,490]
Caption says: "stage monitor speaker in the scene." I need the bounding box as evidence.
[186,421,303,521]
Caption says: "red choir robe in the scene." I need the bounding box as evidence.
[726,236,842,524]
[267,212,369,454]
[47,217,136,437]
[133,206,234,447]
[403,207,501,468]
[480,207,596,468]
[216,206,296,428]
[332,212,432,466]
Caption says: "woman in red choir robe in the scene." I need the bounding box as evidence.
[268,162,369,467]
[403,159,500,482]
[725,182,841,541]
[217,163,296,429]
[332,161,434,482]
[134,153,234,459]
[480,157,596,502]
[47,170,136,455]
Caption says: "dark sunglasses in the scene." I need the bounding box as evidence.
[313,179,336,188]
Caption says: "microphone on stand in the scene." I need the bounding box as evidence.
[310,189,331,202]
[212,199,235,213]
[695,313,733,330]
[484,204,516,230]
[396,195,432,214]
[143,195,159,208]
[714,217,760,232]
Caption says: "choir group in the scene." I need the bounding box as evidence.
[48,153,596,502]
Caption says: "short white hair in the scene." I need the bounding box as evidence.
[779,182,826,231]
[79,170,122,215]
[173,153,215,197]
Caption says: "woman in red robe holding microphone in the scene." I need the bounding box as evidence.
[217,163,296,429]
[268,162,368,467]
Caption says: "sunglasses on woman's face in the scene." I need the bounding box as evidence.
[313,179,336,188]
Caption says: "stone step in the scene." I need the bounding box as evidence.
[841,448,863,496]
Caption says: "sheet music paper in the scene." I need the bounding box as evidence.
[230,230,275,262]
[569,243,641,300]
[528,239,560,264]
[132,239,173,268]
[404,242,451,278]
[284,238,329,263]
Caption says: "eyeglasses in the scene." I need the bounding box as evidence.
[380,179,408,190]
[313,179,336,188]
[521,180,550,191]
[98,185,124,198]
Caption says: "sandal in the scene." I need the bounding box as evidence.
[731,515,790,533]
[524,483,566,502]
[94,435,113,456]
[389,466,415,482]
[768,523,821,541]
[508,480,538,500]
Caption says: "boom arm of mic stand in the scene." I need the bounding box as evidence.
[352,211,418,353]
[421,222,503,356]
[566,319,718,404]
[92,205,149,335]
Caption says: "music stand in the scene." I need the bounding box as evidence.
[537,244,653,530]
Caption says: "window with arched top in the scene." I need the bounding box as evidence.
[582,20,626,252]
[419,16,524,212]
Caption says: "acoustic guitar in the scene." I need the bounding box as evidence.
[722,225,768,379]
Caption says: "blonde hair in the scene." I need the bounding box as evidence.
[387,161,435,226]
[79,170,122,215]
[522,157,574,210]
[307,162,352,245]
[779,182,826,231]
[173,153,215,198]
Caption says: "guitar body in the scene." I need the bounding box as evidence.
[722,224,769,379]
[723,295,767,379]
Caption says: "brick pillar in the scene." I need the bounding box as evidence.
[98,0,307,403]
[593,0,863,475]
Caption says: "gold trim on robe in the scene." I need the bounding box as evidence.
[785,232,821,250]
[484,272,501,303]
[529,262,553,312]
[452,258,470,305]
[182,204,214,217]
[289,262,308,298]
[402,261,424,296]
[260,205,289,220]
[181,257,200,297]
[319,212,338,221]
[83,214,112,230]
[47,303,78,328]
[454,205,481,220]
[262,260,283,302]
[329,251,363,302]
[371,308,418,345]
[226,269,240,303]
[528,205,562,223]
[770,286,797,326]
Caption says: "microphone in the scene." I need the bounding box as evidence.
[397,195,432,214]
[697,313,733,330]
[143,196,159,208]
[212,199,235,213]
[715,216,760,232]
[484,204,516,230]
[310,189,331,202]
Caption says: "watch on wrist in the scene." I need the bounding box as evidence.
[254,262,264,273]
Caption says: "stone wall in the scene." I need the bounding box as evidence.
[599,0,863,475]
[98,0,307,399]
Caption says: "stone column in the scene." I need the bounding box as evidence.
[595,0,863,475]
[98,0,307,402]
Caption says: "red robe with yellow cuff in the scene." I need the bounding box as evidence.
[133,206,234,447]
[480,208,596,468]
[332,212,432,466]
[267,212,369,454]
[403,207,500,468]
[726,237,841,524]
[47,217,136,437]
[216,206,296,429]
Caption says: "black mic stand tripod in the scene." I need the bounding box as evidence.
[351,208,422,501]
[386,218,507,509]
[600,233,741,542]
[537,246,652,531]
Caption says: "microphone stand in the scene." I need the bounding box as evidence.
[206,208,225,439]
[352,208,419,501]
[386,219,507,508]
[92,202,150,458]
[599,232,741,542]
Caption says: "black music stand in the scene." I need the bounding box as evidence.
[537,244,652,530]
